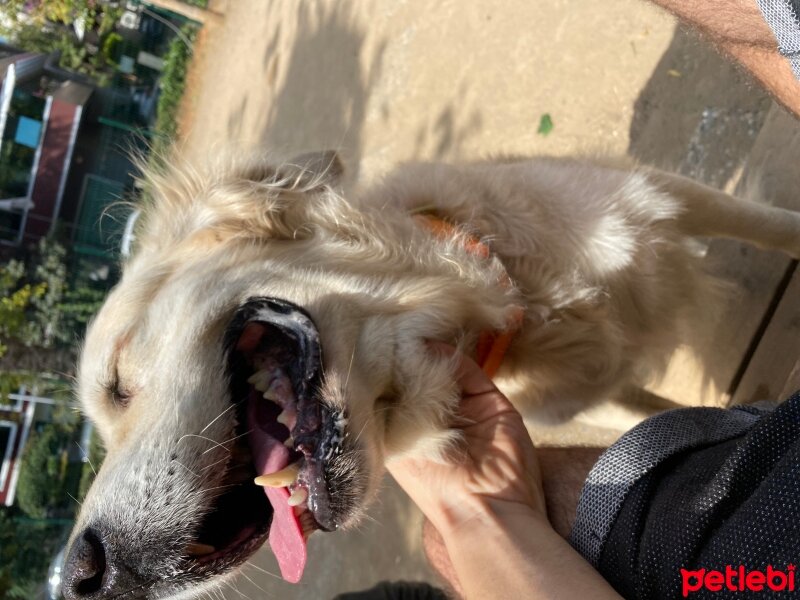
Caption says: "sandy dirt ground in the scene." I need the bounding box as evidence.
[171,1,797,597]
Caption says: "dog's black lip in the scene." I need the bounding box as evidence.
[225,297,341,531]
[190,519,270,573]
[224,297,322,391]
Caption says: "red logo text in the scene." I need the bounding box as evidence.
[681,565,796,596]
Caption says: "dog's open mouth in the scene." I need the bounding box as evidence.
[187,298,344,583]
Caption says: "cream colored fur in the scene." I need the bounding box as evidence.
[71,152,800,596]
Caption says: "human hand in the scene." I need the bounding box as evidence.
[386,343,547,535]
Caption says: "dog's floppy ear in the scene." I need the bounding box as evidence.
[238,150,344,190]
[134,150,349,256]
[221,149,346,240]
[284,150,344,187]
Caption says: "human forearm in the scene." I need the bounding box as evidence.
[649,0,800,118]
[436,498,621,600]
[538,447,604,538]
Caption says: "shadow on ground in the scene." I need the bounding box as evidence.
[257,2,385,180]
[627,28,800,406]
[628,28,770,188]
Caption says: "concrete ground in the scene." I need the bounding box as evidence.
[175,1,799,597]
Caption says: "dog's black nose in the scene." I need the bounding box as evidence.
[63,528,109,599]
[62,525,151,600]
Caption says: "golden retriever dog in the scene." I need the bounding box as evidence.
[60,151,800,599]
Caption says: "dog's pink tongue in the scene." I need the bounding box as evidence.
[263,486,306,583]
[247,398,307,583]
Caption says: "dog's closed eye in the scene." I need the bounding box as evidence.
[105,374,132,409]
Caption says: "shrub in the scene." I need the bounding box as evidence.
[102,32,124,65]
[15,425,72,519]
[151,24,198,157]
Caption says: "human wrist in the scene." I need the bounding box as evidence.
[431,491,549,541]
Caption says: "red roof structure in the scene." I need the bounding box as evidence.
[0,392,36,507]
[0,51,92,246]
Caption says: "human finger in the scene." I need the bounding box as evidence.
[427,341,520,421]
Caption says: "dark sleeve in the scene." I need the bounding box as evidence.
[570,391,800,599]
[756,0,800,79]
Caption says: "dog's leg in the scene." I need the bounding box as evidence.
[646,170,800,258]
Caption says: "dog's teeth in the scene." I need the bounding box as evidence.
[297,511,316,539]
[246,370,265,385]
[293,508,316,539]
[254,463,299,488]
[186,542,216,557]
[287,486,308,507]
[247,369,272,392]
[284,436,294,448]
[277,411,290,426]
[263,389,278,401]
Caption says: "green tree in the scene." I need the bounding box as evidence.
[0,259,45,358]
[0,0,123,86]
[1,238,109,348]
[0,238,107,402]
[15,425,73,519]
[150,23,197,157]
[1,239,72,356]
[0,509,68,599]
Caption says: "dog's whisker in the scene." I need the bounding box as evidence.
[199,587,219,600]
[202,482,244,493]
[353,405,397,445]
[107,577,158,600]
[237,569,269,596]
[353,417,371,445]
[66,492,82,506]
[199,402,237,435]
[200,454,232,472]
[176,431,247,456]
[343,343,357,390]
[204,429,253,452]
[75,441,97,476]
[244,560,284,581]
[223,579,250,600]
[356,511,380,527]
[176,432,225,450]
[51,370,78,385]
[48,385,76,394]
[172,459,201,478]
[195,429,253,456]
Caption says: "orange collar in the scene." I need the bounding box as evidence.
[414,213,521,379]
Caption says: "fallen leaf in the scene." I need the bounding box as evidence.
[537,113,554,136]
